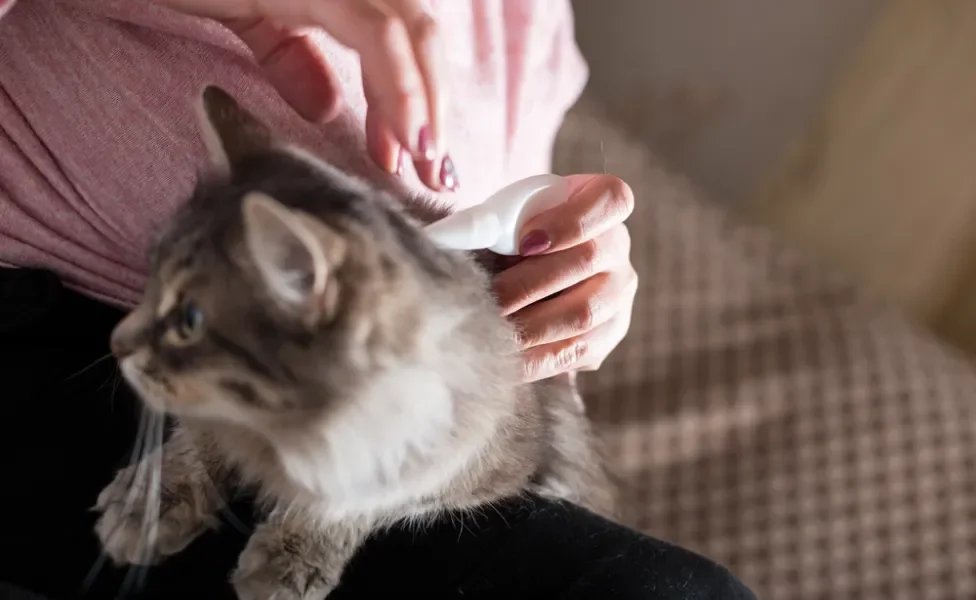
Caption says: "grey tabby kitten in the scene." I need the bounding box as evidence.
[95,86,614,600]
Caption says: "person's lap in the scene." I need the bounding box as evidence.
[0,267,755,600]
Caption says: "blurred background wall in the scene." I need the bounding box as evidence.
[570,0,883,209]
[569,0,976,369]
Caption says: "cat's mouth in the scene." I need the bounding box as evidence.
[119,354,261,427]
[118,355,170,414]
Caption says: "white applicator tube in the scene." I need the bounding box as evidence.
[424,174,570,256]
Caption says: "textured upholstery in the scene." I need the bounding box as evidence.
[555,99,976,600]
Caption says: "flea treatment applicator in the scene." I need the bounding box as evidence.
[423,174,570,256]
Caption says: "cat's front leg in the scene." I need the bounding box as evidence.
[232,507,368,600]
[94,423,228,565]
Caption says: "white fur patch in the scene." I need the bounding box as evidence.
[119,356,148,401]
[272,367,467,520]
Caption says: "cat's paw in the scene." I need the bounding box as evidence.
[232,526,336,600]
[94,464,220,565]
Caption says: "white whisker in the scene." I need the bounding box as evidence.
[218,497,252,536]
[80,407,154,594]
[107,370,123,412]
[119,411,163,596]
[64,353,114,381]
[120,411,154,523]
[140,415,164,585]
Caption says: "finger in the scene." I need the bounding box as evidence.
[379,0,457,191]
[365,103,405,175]
[413,159,437,190]
[521,316,624,383]
[380,0,446,157]
[512,269,632,350]
[517,175,635,257]
[494,226,630,316]
[366,79,446,189]
[307,0,431,160]
[576,310,633,373]
[410,155,459,192]
[224,18,342,123]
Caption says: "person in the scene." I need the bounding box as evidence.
[0,1,756,598]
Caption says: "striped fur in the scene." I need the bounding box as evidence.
[95,86,614,600]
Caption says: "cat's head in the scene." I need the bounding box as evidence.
[110,87,509,438]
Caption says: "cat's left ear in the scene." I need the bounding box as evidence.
[241,192,338,318]
[197,85,274,177]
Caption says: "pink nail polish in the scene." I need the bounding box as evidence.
[417,124,436,161]
[519,230,551,256]
[440,154,460,191]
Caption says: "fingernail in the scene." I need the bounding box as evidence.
[440,154,460,191]
[417,124,436,161]
[519,230,551,256]
[395,149,405,176]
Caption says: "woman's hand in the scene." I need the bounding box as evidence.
[493,175,638,382]
[155,0,456,192]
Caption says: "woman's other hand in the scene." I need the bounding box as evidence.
[155,0,455,192]
[493,175,638,382]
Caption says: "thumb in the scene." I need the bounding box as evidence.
[224,18,342,123]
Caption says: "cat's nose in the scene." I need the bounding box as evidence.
[111,311,144,359]
[110,329,134,359]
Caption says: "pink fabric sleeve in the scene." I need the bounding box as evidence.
[0,0,588,306]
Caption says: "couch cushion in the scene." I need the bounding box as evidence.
[554,100,976,600]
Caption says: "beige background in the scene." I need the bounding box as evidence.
[560,4,976,599]
[571,0,882,208]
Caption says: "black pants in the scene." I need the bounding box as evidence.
[0,268,757,600]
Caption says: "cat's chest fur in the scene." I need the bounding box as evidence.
[209,368,481,521]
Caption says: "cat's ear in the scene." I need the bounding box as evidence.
[197,85,273,176]
[241,192,330,311]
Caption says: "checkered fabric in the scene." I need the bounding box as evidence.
[554,99,976,600]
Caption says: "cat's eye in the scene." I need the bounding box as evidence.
[175,302,204,342]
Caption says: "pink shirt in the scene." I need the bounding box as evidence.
[0,0,587,307]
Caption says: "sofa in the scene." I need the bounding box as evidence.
[555,98,976,600]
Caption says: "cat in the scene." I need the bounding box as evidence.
[94,85,615,600]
